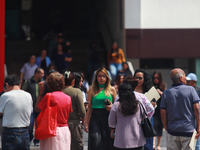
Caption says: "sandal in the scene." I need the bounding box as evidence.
[156,145,161,150]
[153,144,156,150]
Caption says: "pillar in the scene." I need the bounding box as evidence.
[0,0,5,91]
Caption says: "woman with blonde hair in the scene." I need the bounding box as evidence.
[84,67,117,150]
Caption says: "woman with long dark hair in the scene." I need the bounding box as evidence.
[134,69,155,150]
[73,72,87,103]
[108,42,126,82]
[152,71,167,150]
[134,69,152,94]
[109,82,146,150]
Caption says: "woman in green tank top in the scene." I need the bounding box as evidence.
[84,67,117,150]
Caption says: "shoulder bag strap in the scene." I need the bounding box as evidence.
[137,100,148,118]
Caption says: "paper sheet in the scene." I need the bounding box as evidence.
[189,129,197,150]
[144,86,160,102]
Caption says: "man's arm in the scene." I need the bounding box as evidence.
[160,109,167,131]
[20,72,24,86]
[77,89,86,119]
[193,103,200,139]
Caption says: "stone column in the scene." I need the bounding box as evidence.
[0,0,5,91]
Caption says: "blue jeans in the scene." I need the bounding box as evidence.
[109,63,122,82]
[144,117,154,150]
[28,110,39,144]
[196,137,200,150]
[2,128,30,150]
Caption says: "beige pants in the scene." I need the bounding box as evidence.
[166,133,191,150]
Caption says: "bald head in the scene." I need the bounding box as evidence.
[170,68,186,84]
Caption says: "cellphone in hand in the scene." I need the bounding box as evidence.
[104,99,111,105]
[151,98,156,103]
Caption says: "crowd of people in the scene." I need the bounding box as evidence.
[0,36,200,150]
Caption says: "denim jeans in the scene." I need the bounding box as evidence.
[109,63,122,82]
[144,117,154,150]
[2,128,30,150]
[28,110,39,144]
[196,137,200,150]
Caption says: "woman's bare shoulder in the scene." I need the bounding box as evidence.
[110,86,117,95]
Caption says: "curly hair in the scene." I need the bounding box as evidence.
[47,72,64,91]
[118,83,139,116]
[123,75,138,90]
[134,68,152,93]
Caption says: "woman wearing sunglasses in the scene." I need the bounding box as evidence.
[84,67,117,150]
[134,69,155,150]
[152,71,167,150]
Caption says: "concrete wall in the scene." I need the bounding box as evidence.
[125,0,200,29]
[141,0,200,29]
[125,0,141,29]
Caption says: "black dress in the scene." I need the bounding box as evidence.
[153,85,164,136]
[88,109,114,150]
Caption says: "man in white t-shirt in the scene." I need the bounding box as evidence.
[0,75,33,150]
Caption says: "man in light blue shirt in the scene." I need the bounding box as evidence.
[20,55,38,85]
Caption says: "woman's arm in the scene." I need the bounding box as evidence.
[35,81,45,112]
[157,83,167,96]
[119,49,126,62]
[139,93,154,118]
[84,87,94,133]
[108,102,117,138]
[105,86,117,111]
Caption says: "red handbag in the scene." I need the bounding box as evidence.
[35,93,57,140]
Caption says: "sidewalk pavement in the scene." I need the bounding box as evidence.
[84,129,167,150]
[0,129,167,150]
